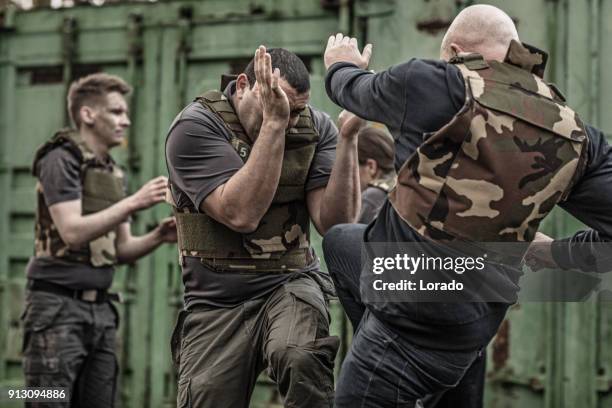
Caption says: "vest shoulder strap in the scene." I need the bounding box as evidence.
[196,90,252,162]
[32,129,89,176]
[454,60,586,143]
[197,90,250,142]
[503,40,548,78]
[450,53,489,70]
[288,106,320,144]
[450,40,549,77]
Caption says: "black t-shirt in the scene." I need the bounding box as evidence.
[326,58,612,349]
[27,146,116,290]
[165,83,338,308]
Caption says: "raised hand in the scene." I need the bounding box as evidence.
[129,176,168,211]
[324,33,372,70]
[255,45,290,125]
[337,110,366,141]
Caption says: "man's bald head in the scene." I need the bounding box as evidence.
[440,5,519,62]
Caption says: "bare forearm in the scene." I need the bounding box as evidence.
[52,176,167,248]
[320,137,360,232]
[218,120,286,228]
[116,229,164,264]
[62,198,136,247]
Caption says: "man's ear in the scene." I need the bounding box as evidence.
[366,158,379,177]
[450,43,464,57]
[80,105,96,127]
[235,73,252,99]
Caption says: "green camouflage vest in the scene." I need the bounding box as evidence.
[367,172,396,193]
[168,90,319,272]
[32,129,126,267]
[389,40,587,244]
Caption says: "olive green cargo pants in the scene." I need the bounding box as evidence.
[171,275,339,408]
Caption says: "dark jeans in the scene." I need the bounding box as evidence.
[22,290,119,408]
[171,274,339,408]
[323,224,485,408]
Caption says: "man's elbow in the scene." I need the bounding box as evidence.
[59,228,85,249]
[318,211,358,236]
[203,194,260,234]
[226,217,259,234]
[312,214,331,236]
[318,219,354,236]
[219,207,259,233]
[115,253,133,265]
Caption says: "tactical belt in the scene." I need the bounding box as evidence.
[27,279,122,304]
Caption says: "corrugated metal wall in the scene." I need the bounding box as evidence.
[0,1,611,407]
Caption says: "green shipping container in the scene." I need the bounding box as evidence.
[0,1,610,407]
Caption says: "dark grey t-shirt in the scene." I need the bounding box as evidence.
[165,86,338,308]
[26,146,116,290]
[357,186,387,224]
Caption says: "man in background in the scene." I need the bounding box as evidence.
[24,73,177,407]
[353,124,396,224]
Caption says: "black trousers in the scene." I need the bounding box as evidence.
[22,290,119,408]
[323,223,486,408]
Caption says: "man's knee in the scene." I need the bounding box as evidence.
[322,223,351,258]
[267,339,338,407]
[269,346,312,373]
[322,223,365,269]
[268,336,339,377]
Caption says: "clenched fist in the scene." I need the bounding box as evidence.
[337,110,366,141]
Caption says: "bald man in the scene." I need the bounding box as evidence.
[322,4,612,407]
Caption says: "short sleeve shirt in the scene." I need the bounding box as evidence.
[165,83,338,308]
[26,146,117,290]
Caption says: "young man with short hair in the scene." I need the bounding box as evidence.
[23,73,177,407]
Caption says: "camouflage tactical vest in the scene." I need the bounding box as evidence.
[389,40,587,245]
[168,90,319,273]
[32,129,126,267]
[367,172,397,193]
